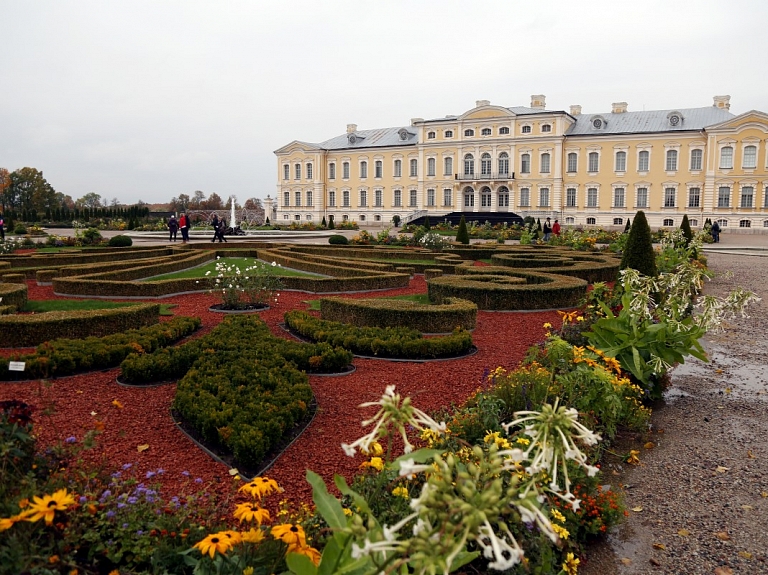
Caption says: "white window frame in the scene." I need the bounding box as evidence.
[540,152,551,174]
[394,159,402,178]
[374,189,383,207]
[743,145,757,169]
[539,187,550,207]
[498,152,509,175]
[688,187,701,208]
[664,187,676,208]
[587,187,598,207]
[328,190,336,207]
[636,187,648,208]
[498,186,509,207]
[718,186,730,207]
[567,152,578,173]
[295,190,301,207]
[666,149,678,172]
[499,126,510,135]
[343,161,350,179]
[615,151,627,172]
[481,153,492,176]
[690,149,703,171]
[481,187,492,207]
[613,187,625,208]
[588,152,599,173]
[283,191,290,207]
[464,129,475,137]
[393,189,402,207]
[409,159,418,177]
[283,164,290,180]
[520,153,530,174]
[375,160,382,178]
[481,127,492,136]
[740,185,754,208]
[720,146,734,169]
[427,157,436,176]
[427,188,436,207]
[306,163,313,179]
[566,187,577,207]
[444,130,453,138]
[443,188,452,207]
[295,163,301,180]
[360,160,368,179]
[328,162,336,180]
[464,154,475,176]
[359,189,367,207]
[519,187,530,207]
[409,189,418,207]
[342,190,350,207]
[638,150,650,172]
[444,156,453,176]
[306,190,313,207]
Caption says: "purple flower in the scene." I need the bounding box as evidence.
[117,503,126,509]
[111,472,121,479]
[181,471,190,477]
[122,523,129,529]
[65,436,77,444]
[122,463,133,470]
[145,471,156,479]
[146,496,155,503]
[78,496,87,504]
[156,468,165,475]
[194,478,203,484]
[136,530,144,536]
[127,497,139,504]
[100,490,112,501]
[106,510,116,518]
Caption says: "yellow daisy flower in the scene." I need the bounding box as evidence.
[193,532,234,558]
[238,477,280,499]
[288,544,321,566]
[233,502,271,525]
[26,489,76,525]
[241,527,265,544]
[271,523,307,548]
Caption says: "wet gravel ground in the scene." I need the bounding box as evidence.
[582,251,768,575]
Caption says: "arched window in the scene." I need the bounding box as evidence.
[498,152,509,175]
[360,161,367,178]
[666,150,678,171]
[540,153,551,173]
[586,217,596,225]
[521,153,530,174]
[409,159,418,177]
[615,151,626,172]
[663,219,674,227]
[690,149,703,171]
[464,129,475,137]
[464,154,475,176]
[638,150,649,171]
[497,186,509,207]
[613,218,623,225]
[521,125,531,134]
[720,146,734,169]
[427,131,436,139]
[588,152,599,172]
[394,159,402,177]
[567,152,577,172]
[444,156,453,176]
[565,217,575,224]
[541,124,552,133]
[481,128,492,136]
[740,219,752,228]
[481,186,492,207]
[463,187,475,207]
[481,153,492,175]
[499,127,510,134]
[743,145,757,168]
[444,130,453,138]
[375,160,382,178]
[427,157,436,176]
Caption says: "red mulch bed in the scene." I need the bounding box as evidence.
[0,278,562,504]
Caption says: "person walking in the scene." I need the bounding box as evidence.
[211,215,220,243]
[543,217,553,241]
[711,220,721,243]
[179,213,189,243]
[167,214,178,242]
[552,218,561,237]
[218,217,228,243]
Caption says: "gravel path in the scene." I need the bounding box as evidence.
[582,251,768,574]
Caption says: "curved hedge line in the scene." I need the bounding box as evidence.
[489,249,620,283]
[0,316,201,380]
[428,271,587,310]
[172,316,347,470]
[320,296,477,333]
[0,282,28,310]
[284,310,474,359]
[0,303,163,348]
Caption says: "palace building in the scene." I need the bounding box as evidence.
[270,95,768,232]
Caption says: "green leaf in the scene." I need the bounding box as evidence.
[307,470,347,530]
[334,474,372,516]
[286,551,318,575]
[450,550,481,571]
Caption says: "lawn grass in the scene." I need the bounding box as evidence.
[145,258,321,280]
[21,300,176,315]
[304,293,431,311]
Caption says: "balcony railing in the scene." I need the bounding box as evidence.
[455,172,515,181]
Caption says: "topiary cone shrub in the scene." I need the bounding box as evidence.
[620,210,657,276]
[680,214,693,247]
[456,215,469,245]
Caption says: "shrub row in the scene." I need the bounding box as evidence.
[171,315,352,470]
[0,282,28,310]
[284,310,474,359]
[428,271,588,310]
[0,303,163,348]
[490,249,620,283]
[120,315,352,384]
[36,269,58,284]
[0,316,201,380]
[320,296,477,333]
[1,273,26,284]
[0,246,174,270]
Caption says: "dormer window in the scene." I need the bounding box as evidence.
[541,124,552,133]
[521,125,532,134]
[398,128,414,141]
[591,116,606,130]
[499,127,510,134]
[427,131,436,139]
[348,132,365,145]
[481,128,492,136]
[464,129,475,137]
[667,111,683,127]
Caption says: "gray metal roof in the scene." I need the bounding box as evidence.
[423,105,547,122]
[566,106,734,136]
[318,126,417,151]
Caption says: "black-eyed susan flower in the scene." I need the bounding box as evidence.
[238,477,280,499]
[288,544,321,566]
[240,527,265,544]
[271,523,307,548]
[233,502,270,525]
[193,532,234,558]
[26,489,76,525]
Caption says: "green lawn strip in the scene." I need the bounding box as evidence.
[144,258,320,280]
[22,299,139,312]
[304,293,432,311]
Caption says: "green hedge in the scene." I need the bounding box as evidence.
[1,273,26,284]
[320,296,477,333]
[0,316,200,380]
[284,310,474,359]
[172,316,345,470]
[490,250,620,283]
[0,303,162,347]
[0,283,28,309]
[428,271,587,310]
[121,315,352,384]
[36,269,59,284]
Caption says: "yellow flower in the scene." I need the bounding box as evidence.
[194,532,234,558]
[239,477,280,499]
[552,523,570,540]
[241,527,265,544]
[233,502,271,525]
[243,567,254,575]
[108,571,120,575]
[625,450,641,465]
[392,486,409,499]
[516,437,531,446]
[367,457,384,471]
[551,508,566,523]
[271,523,307,547]
[49,555,60,564]
[26,489,76,525]
[342,508,353,516]
[288,544,321,565]
[361,441,383,456]
[562,552,580,574]
[576,316,584,322]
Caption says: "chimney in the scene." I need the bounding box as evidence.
[530,94,546,110]
[713,95,731,110]
[476,99,490,107]
[612,102,628,114]
[346,124,357,133]
[570,105,582,116]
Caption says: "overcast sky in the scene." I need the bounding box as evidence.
[2,0,767,206]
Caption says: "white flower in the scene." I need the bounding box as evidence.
[271,261,277,266]
[398,458,432,478]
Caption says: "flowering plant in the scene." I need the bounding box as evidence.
[210,258,284,310]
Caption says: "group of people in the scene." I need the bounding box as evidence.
[210,215,228,243]
[542,217,561,241]
[167,214,189,243]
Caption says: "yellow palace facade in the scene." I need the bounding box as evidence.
[271,95,768,233]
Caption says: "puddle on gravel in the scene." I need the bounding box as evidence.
[667,342,768,400]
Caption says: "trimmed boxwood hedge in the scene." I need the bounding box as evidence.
[0,282,28,310]
[171,316,351,470]
[0,303,164,348]
[320,296,477,332]
[284,310,474,359]
[2,273,26,284]
[36,269,59,284]
[428,271,587,310]
[0,316,200,380]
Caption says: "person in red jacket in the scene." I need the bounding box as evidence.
[179,213,189,243]
[552,219,561,237]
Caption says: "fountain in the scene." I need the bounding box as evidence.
[230,195,237,229]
